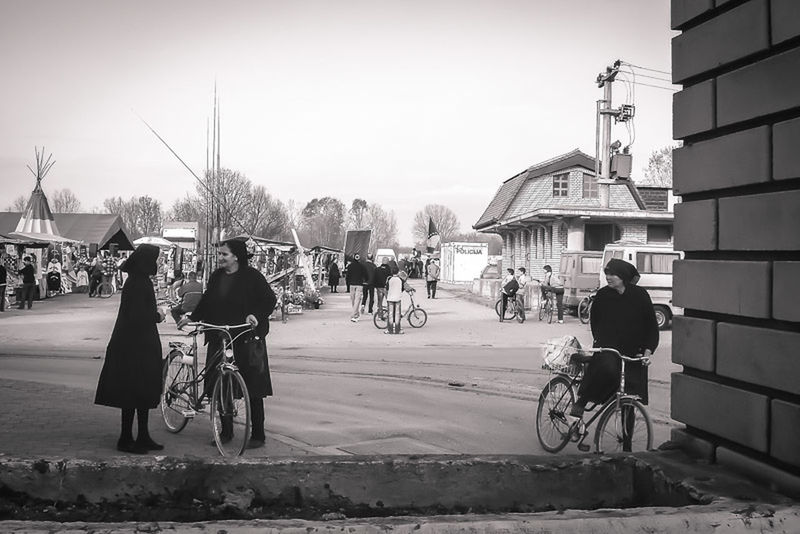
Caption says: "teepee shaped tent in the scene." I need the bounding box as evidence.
[10,147,70,242]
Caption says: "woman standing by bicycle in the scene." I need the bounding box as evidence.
[498,268,519,323]
[569,258,659,418]
[95,244,166,454]
[179,239,277,450]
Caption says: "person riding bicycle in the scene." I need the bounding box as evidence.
[568,258,659,419]
[541,265,565,323]
[498,268,519,323]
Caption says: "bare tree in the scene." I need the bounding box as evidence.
[412,204,460,243]
[6,195,28,211]
[245,185,290,240]
[449,231,503,255]
[641,145,677,187]
[167,195,204,223]
[349,198,369,229]
[50,188,82,213]
[300,197,346,248]
[365,203,399,253]
[103,196,163,240]
[197,168,252,238]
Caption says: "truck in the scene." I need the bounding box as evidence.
[599,241,683,330]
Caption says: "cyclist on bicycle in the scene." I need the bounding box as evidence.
[541,265,565,323]
[498,268,519,323]
[569,258,659,418]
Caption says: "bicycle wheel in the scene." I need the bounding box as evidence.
[546,301,554,324]
[594,398,653,454]
[97,282,114,299]
[496,299,516,321]
[210,368,251,457]
[536,375,575,453]
[161,350,195,433]
[578,297,591,324]
[515,299,525,323]
[373,308,388,330]
[408,307,428,328]
[538,299,547,321]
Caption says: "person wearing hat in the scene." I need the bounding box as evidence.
[569,258,659,429]
[178,238,278,450]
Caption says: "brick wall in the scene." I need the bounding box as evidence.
[671,0,800,496]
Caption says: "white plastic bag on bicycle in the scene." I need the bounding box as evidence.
[541,335,581,370]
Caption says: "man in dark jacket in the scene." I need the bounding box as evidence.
[361,253,377,314]
[0,252,7,312]
[347,254,367,322]
[18,256,36,310]
[374,257,391,313]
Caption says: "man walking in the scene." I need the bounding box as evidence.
[361,253,377,314]
[348,254,367,322]
[426,258,440,299]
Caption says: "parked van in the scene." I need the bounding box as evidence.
[374,248,397,266]
[559,250,603,309]
[600,241,683,330]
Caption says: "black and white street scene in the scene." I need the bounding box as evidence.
[1,1,799,531]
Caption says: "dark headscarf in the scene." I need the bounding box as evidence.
[221,239,250,267]
[122,244,160,276]
[604,258,640,284]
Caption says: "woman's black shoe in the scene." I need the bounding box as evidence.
[136,437,164,451]
[117,439,148,454]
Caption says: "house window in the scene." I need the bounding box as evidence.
[553,173,569,197]
[582,173,598,198]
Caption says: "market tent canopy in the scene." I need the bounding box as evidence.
[0,212,134,250]
[133,235,174,248]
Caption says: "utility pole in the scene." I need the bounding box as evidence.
[595,60,634,208]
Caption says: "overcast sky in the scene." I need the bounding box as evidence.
[0,0,676,245]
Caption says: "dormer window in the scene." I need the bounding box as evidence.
[553,173,569,197]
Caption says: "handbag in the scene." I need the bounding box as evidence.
[243,334,267,373]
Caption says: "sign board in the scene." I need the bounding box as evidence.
[440,242,489,283]
[343,230,371,260]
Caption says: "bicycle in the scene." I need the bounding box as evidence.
[494,293,525,323]
[161,321,254,457]
[96,274,115,299]
[373,290,428,329]
[538,290,554,323]
[577,288,597,325]
[536,346,653,454]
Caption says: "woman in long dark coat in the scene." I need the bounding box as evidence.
[571,258,659,416]
[95,244,165,454]
[180,239,277,449]
[328,261,340,292]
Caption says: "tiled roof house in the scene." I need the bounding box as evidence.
[473,149,674,278]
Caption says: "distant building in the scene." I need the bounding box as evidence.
[472,149,674,277]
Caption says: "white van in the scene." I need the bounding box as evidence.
[559,250,603,309]
[374,248,397,265]
[599,241,683,330]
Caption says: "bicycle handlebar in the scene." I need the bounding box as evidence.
[182,321,253,332]
[572,347,650,363]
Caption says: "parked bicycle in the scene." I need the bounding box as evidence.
[373,290,428,329]
[161,321,254,457]
[577,288,598,325]
[538,289,555,323]
[96,274,115,299]
[494,294,525,323]
[536,346,653,454]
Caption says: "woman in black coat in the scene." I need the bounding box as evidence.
[571,258,659,417]
[328,261,340,292]
[95,244,165,454]
[180,239,277,449]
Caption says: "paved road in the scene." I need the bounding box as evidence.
[0,280,679,459]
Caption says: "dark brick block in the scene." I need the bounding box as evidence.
[772,0,800,45]
[717,323,800,395]
[673,126,769,194]
[672,316,716,371]
[717,447,800,496]
[774,262,800,322]
[674,260,771,318]
[719,191,800,250]
[773,117,800,181]
[673,80,715,139]
[672,373,769,452]
[672,0,714,30]
[674,200,717,250]
[772,400,800,467]
[670,427,715,461]
[672,0,769,84]
[718,48,800,127]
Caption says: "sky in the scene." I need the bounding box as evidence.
[0,0,676,245]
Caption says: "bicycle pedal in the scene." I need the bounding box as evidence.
[577,443,591,452]
[181,409,197,418]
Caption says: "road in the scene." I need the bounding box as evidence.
[0,280,679,458]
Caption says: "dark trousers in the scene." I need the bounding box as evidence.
[0,284,6,311]
[19,283,35,309]
[250,397,265,441]
[553,288,564,320]
[388,301,402,333]
[361,285,374,312]
[426,280,438,298]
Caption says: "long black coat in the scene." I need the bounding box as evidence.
[580,284,659,404]
[328,262,340,286]
[190,266,277,397]
[95,249,163,409]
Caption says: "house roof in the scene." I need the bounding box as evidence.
[473,149,596,230]
[0,212,134,250]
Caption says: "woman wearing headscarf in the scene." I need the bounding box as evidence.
[179,239,277,449]
[95,244,166,454]
[570,258,659,418]
[328,260,340,293]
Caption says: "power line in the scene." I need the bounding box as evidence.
[621,61,671,76]
[631,72,675,84]
[629,80,678,92]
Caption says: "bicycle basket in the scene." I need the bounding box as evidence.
[541,335,582,372]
